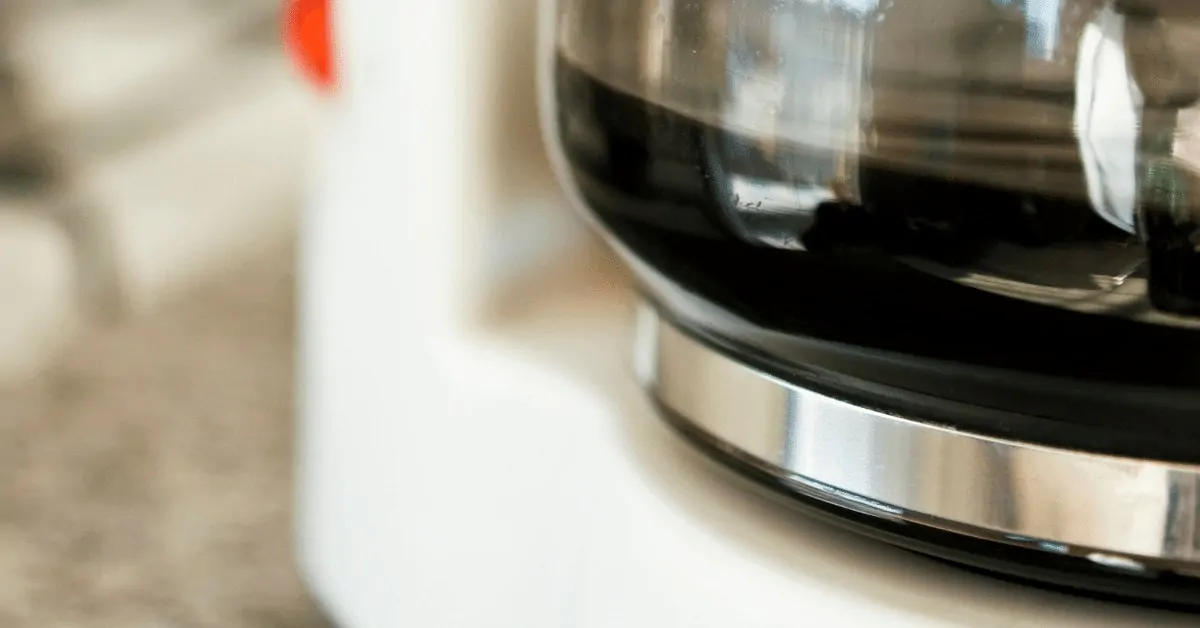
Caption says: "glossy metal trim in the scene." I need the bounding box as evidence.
[634,300,1200,571]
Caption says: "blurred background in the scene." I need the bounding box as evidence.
[0,0,328,625]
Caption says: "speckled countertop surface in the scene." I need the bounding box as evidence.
[0,238,331,627]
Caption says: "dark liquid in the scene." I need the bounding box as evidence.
[554,56,1200,388]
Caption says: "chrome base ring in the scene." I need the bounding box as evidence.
[633,299,1200,593]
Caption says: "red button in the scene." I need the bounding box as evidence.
[285,0,336,92]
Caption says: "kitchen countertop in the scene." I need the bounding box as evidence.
[0,237,330,627]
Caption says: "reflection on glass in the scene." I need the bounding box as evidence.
[713,1,867,248]
[991,0,1066,59]
[1076,4,1140,235]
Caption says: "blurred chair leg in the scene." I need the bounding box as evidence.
[0,55,54,191]
[0,21,126,322]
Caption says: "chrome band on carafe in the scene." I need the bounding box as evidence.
[635,299,1200,576]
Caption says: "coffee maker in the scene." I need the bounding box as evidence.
[297,0,1200,624]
